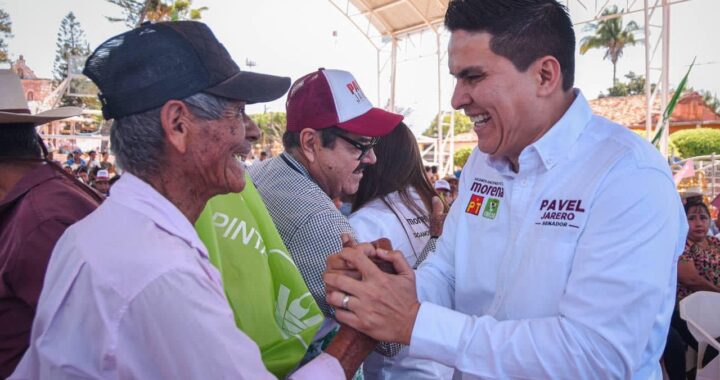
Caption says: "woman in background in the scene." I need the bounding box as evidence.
[349,122,452,380]
[663,200,720,379]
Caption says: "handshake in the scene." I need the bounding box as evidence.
[321,235,420,378]
[321,197,445,378]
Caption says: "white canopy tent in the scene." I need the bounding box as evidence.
[328,0,691,174]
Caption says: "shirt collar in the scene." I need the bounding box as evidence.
[0,164,59,212]
[281,152,313,178]
[486,89,592,176]
[531,90,592,171]
[108,173,209,258]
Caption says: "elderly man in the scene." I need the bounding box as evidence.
[0,70,101,378]
[248,69,447,378]
[325,1,687,379]
[12,22,366,380]
[249,68,402,316]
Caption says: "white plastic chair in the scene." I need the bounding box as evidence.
[679,291,720,380]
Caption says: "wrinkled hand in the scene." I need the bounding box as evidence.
[429,195,447,238]
[326,237,396,293]
[325,241,376,295]
[324,247,420,344]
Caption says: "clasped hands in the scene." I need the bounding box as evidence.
[323,235,421,345]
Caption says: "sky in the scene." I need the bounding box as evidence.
[1,0,718,135]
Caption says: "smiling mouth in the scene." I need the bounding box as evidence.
[469,113,491,127]
[353,163,368,174]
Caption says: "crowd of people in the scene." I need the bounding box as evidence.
[0,0,714,379]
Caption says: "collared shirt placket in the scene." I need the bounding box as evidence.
[487,152,540,318]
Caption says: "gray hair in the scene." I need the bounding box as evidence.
[110,93,233,178]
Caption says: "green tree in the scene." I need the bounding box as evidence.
[249,111,287,145]
[53,12,92,107]
[106,0,207,28]
[700,90,720,114]
[423,111,473,137]
[670,128,720,158]
[453,147,473,169]
[600,71,652,98]
[0,9,12,64]
[579,6,641,87]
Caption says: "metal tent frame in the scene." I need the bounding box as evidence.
[329,0,692,174]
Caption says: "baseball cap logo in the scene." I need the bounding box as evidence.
[346,80,366,103]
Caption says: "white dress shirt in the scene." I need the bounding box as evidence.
[10,173,343,379]
[410,91,688,379]
[349,188,453,379]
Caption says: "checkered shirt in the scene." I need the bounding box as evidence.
[249,153,404,357]
[248,153,353,316]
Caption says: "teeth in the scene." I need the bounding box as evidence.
[470,113,491,123]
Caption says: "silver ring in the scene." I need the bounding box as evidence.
[341,294,350,310]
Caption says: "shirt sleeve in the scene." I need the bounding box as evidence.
[116,269,344,379]
[286,209,352,318]
[410,162,687,379]
[9,218,73,308]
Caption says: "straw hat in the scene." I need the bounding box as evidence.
[0,69,81,125]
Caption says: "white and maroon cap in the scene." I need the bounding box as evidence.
[286,68,403,137]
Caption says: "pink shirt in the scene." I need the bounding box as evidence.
[10,173,342,379]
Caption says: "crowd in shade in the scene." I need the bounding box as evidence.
[0,1,717,379]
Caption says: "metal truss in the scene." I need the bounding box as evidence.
[567,0,692,155]
[329,0,694,175]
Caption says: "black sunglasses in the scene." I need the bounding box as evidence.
[331,131,379,160]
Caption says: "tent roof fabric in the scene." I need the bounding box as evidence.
[349,0,448,36]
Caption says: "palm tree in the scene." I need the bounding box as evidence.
[579,6,641,86]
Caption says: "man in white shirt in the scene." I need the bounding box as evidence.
[324,1,688,379]
[11,21,370,380]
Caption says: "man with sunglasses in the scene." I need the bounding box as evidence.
[248,68,403,362]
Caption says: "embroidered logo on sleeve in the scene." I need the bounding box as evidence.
[465,194,484,215]
[482,198,500,219]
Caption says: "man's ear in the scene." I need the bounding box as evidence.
[160,100,192,154]
[299,128,320,163]
[533,55,564,97]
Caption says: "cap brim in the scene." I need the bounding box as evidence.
[204,71,291,104]
[0,107,82,125]
[337,108,403,138]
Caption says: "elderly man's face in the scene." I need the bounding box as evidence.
[187,101,249,195]
[311,130,378,199]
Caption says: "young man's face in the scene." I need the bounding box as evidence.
[449,30,542,161]
[94,180,110,195]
